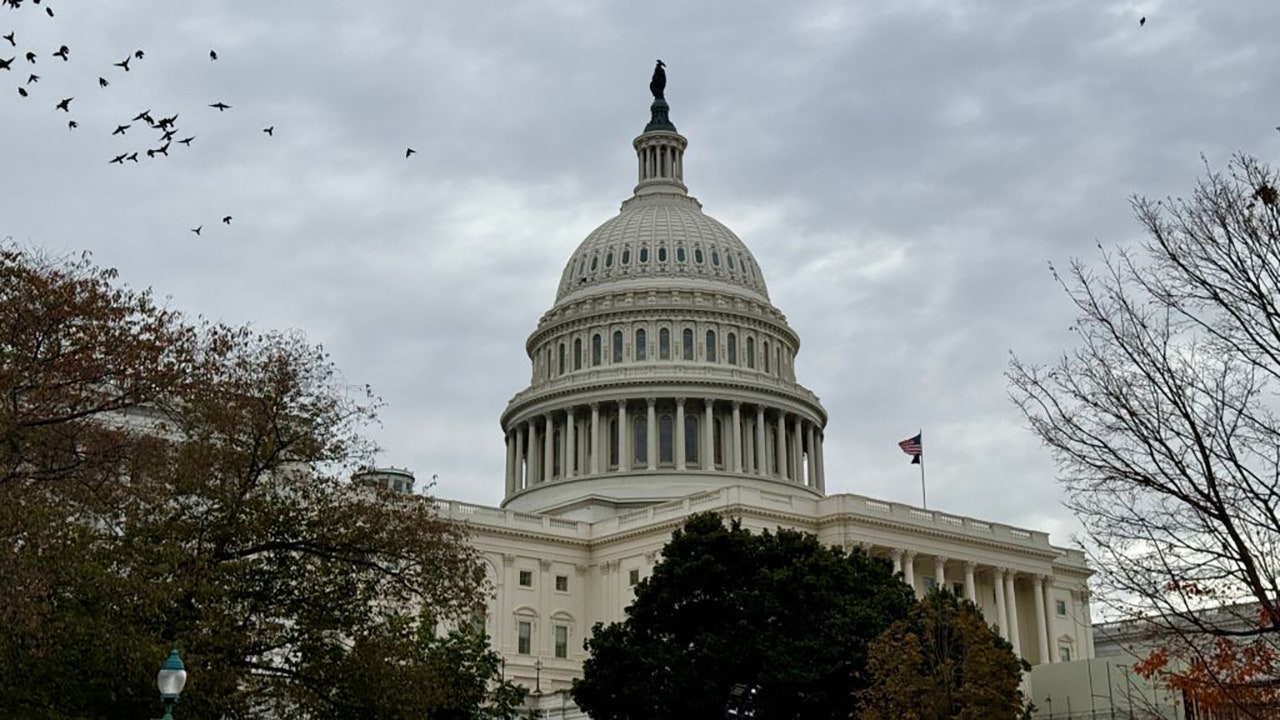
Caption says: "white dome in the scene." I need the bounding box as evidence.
[555,193,770,304]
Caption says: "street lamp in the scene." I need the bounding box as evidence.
[534,657,543,694]
[156,648,188,720]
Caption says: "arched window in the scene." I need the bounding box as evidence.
[633,415,647,465]
[727,253,735,269]
[763,340,771,373]
[635,328,647,361]
[746,337,755,369]
[682,329,694,361]
[658,246,668,262]
[659,328,670,360]
[639,247,649,263]
[545,347,553,379]
[726,333,737,366]
[677,247,687,263]
[605,251,614,267]
[694,248,704,264]
[776,347,782,376]
[713,418,724,467]
[612,331,623,363]
[558,343,565,375]
[592,334,602,367]
[706,330,717,362]
[712,250,721,266]
[590,254,598,271]
[659,414,674,464]
[621,249,631,265]
[685,416,699,465]
[609,418,619,467]
[574,338,582,370]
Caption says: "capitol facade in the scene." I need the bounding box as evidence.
[418,80,1094,716]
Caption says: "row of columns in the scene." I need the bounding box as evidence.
[504,398,825,494]
[887,548,1065,665]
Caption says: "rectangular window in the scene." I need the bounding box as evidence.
[555,575,568,592]
[518,570,533,587]
[555,625,569,659]
[659,328,670,359]
[1059,645,1071,662]
[612,331,623,363]
[924,577,937,593]
[628,568,640,586]
[952,582,964,596]
[1055,599,1067,616]
[518,621,532,655]
[682,329,694,361]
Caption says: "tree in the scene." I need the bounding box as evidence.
[859,591,1028,719]
[1008,154,1280,717]
[570,512,916,720]
[0,245,524,719]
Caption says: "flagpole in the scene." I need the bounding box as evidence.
[918,429,926,509]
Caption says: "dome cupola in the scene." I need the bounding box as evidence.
[499,65,828,520]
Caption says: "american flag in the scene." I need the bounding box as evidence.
[898,433,922,464]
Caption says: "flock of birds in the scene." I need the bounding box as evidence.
[2,0,418,236]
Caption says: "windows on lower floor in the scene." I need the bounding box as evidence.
[554,624,569,659]
[518,621,532,655]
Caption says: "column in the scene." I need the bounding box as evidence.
[504,430,514,495]
[1005,570,1022,657]
[1033,574,1050,664]
[814,432,825,492]
[731,402,743,473]
[646,398,657,471]
[528,422,540,484]
[891,548,904,576]
[1043,577,1059,663]
[559,411,569,478]
[675,398,687,471]
[543,413,554,482]
[791,416,804,483]
[590,403,601,474]
[617,400,630,472]
[933,556,947,593]
[703,399,714,469]
[517,424,528,489]
[566,407,577,479]
[805,423,816,487]
[755,406,766,477]
[902,550,916,594]
[775,411,787,480]
[964,561,977,604]
[1081,591,1095,658]
[993,568,1008,640]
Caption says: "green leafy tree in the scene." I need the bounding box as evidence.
[859,591,1028,719]
[571,512,915,720]
[0,245,524,719]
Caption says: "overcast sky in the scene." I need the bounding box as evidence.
[4,0,1279,550]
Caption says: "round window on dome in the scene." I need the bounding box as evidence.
[621,249,631,265]
[658,247,667,262]
[639,248,649,263]
[606,251,614,268]
[677,247,687,263]
[712,250,721,266]
[694,248,704,264]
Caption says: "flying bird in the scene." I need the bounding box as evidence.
[45,6,51,16]
[1139,16,1146,26]
[111,123,129,135]
[177,136,194,146]
[405,147,416,158]
[221,215,232,225]
[16,86,26,97]
[98,76,108,88]
[209,49,217,61]
[67,119,76,129]
[190,225,201,236]
[26,73,36,83]
[0,56,12,70]
[125,152,137,162]
[153,141,169,156]
[25,51,35,63]
[52,45,68,61]
[160,128,176,141]
[54,96,71,111]
[157,113,177,127]
[133,49,143,60]
[110,153,126,164]
[209,101,230,111]
[114,56,129,71]
[262,126,273,136]
[2,32,13,46]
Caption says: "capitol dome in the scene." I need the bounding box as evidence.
[499,88,828,520]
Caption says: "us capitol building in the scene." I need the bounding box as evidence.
[378,71,1096,716]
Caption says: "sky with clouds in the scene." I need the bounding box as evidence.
[4,0,1279,550]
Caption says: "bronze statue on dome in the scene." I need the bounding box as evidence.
[650,60,666,100]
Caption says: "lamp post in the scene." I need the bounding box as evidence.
[156,648,188,720]
[534,657,543,694]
